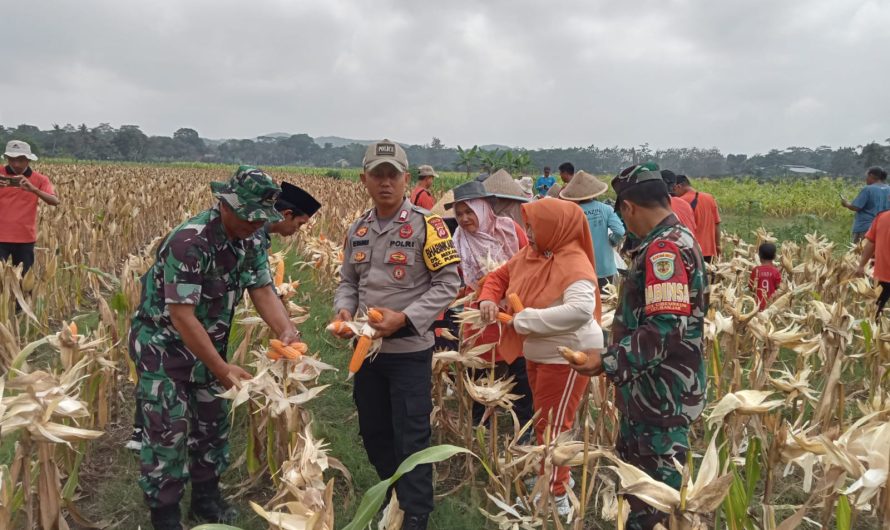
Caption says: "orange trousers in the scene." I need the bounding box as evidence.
[526,360,590,495]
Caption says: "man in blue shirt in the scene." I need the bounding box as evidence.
[534,166,556,197]
[559,170,626,289]
[843,166,889,242]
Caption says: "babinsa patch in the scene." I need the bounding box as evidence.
[422,215,460,271]
[644,240,690,316]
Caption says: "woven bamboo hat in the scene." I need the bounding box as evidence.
[482,169,529,202]
[559,170,608,201]
[430,189,455,218]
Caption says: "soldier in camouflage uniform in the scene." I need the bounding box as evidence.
[129,166,304,530]
[569,163,708,529]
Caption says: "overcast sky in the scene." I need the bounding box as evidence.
[2,0,888,154]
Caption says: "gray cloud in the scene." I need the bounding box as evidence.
[2,0,887,154]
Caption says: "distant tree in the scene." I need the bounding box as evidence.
[173,128,205,159]
[456,145,480,177]
[113,125,148,160]
[860,142,890,169]
[430,137,443,149]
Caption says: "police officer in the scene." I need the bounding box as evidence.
[129,166,305,530]
[568,163,708,530]
[332,140,461,530]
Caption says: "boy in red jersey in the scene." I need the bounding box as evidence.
[750,243,782,310]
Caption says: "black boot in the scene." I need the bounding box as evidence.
[403,513,429,530]
[150,504,182,530]
[189,478,238,524]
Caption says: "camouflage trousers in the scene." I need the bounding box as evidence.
[136,368,231,509]
[616,418,689,530]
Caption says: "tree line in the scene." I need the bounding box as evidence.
[2,123,888,179]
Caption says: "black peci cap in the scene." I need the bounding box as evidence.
[276,182,321,217]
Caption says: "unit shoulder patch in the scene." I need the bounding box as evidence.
[422,215,460,271]
[644,239,691,316]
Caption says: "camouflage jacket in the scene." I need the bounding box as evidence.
[601,214,708,428]
[130,206,272,382]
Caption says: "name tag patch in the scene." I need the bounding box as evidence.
[352,239,370,248]
[389,240,415,249]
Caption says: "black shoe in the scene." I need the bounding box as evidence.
[150,504,182,530]
[189,478,238,524]
[403,513,429,530]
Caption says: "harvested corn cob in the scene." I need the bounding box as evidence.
[508,293,524,312]
[274,259,285,286]
[558,346,588,365]
[326,320,353,337]
[350,335,373,375]
[269,339,306,360]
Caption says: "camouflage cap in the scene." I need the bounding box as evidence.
[611,162,662,200]
[210,165,283,223]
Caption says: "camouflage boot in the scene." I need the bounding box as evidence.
[150,504,183,530]
[188,478,238,524]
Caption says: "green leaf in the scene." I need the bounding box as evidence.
[860,320,873,352]
[744,436,762,501]
[61,443,87,500]
[110,291,129,314]
[836,494,852,530]
[341,445,475,530]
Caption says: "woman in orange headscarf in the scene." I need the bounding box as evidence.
[478,198,603,515]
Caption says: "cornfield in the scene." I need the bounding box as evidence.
[0,162,887,529]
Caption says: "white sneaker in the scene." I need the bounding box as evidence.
[554,493,572,518]
[125,427,142,452]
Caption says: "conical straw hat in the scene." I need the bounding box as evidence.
[558,170,608,201]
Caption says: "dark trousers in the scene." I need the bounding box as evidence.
[471,357,534,429]
[0,242,35,274]
[353,349,434,516]
[878,281,890,318]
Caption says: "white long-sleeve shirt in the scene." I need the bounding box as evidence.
[512,280,604,364]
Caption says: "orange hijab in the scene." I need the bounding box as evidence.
[499,198,602,358]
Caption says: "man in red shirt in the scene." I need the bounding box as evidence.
[410,164,437,210]
[0,140,60,275]
[675,175,721,262]
[660,170,697,234]
[857,210,890,318]
[749,243,782,310]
